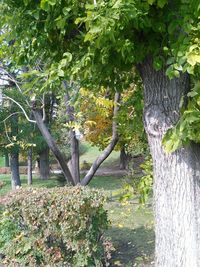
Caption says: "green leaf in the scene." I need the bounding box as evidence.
[147,0,156,4]
[48,0,56,5]
[63,7,71,16]
[187,54,200,66]
[58,69,65,77]
[56,17,66,30]
[157,0,167,8]
[153,57,163,70]
[162,131,181,153]
[40,0,49,11]
[187,91,198,97]
[168,22,177,34]
[63,52,72,62]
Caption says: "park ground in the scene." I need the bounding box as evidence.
[0,144,154,267]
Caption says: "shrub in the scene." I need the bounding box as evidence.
[0,181,5,189]
[0,186,113,267]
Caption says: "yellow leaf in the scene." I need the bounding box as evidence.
[114,260,123,266]
[187,53,200,66]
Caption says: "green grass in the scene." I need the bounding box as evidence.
[0,174,63,197]
[80,141,119,167]
[90,176,154,266]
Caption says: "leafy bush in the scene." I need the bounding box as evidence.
[0,181,5,189]
[0,186,113,266]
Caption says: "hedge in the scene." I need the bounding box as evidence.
[0,186,113,266]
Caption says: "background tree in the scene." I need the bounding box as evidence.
[0,88,25,189]
[80,83,145,169]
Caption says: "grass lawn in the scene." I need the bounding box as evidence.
[80,141,120,167]
[90,176,154,267]
[0,174,64,197]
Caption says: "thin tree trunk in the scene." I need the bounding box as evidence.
[81,92,121,186]
[32,109,75,185]
[119,146,127,170]
[10,151,21,190]
[4,152,9,167]
[10,114,21,190]
[38,147,50,180]
[64,90,80,184]
[27,148,32,185]
[138,58,200,267]
[69,130,80,184]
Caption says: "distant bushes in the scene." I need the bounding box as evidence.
[0,186,113,266]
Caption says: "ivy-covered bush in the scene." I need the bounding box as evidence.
[0,186,113,267]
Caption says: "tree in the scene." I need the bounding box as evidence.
[73,2,200,266]
[79,85,145,169]
[0,89,22,189]
[1,1,200,265]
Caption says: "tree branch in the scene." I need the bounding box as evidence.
[81,92,121,186]
[0,112,23,123]
[3,96,36,123]
[32,109,75,185]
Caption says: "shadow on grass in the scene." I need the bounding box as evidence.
[108,226,154,266]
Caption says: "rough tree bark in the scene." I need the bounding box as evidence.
[119,146,127,170]
[10,151,21,190]
[81,92,121,186]
[32,109,75,185]
[27,148,32,185]
[138,58,200,267]
[10,114,21,190]
[38,147,50,180]
[64,91,80,184]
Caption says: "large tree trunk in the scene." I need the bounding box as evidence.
[10,151,21,190]
[38,147,50,180]
[27,148,33,185]
[32,109,75,185]
[64,90,80,184]
[138,58,200,267]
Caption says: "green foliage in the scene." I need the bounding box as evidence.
[163,81,200,152]
[0,210,20,254]
[1,0,199,169]
[0,186,112,267]
[1,0,199,92]
[120,156,153,205]
[0,88,34,154]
